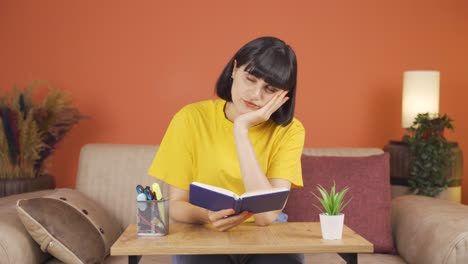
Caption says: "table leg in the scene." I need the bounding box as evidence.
[338,253,357,264]
[128,255,141,264]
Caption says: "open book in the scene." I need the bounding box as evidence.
[189,182,290,215]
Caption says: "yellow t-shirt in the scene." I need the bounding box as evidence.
[147,99,305,196]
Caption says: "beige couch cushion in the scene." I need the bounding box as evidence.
[75,144,168,229]
[392,195,468,264]
[16,188,122,264]
[0,189,55,264]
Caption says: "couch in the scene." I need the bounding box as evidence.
[1,144,468,264]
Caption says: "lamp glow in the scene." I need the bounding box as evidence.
[401,71,440,128]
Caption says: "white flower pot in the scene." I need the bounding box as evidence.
[319,213,344,240]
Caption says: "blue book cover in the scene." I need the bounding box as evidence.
[189,182,290,214]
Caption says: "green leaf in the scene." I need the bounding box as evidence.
[406,112,455,197]
[312,182,351,215]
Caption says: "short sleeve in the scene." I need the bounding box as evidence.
[267,120,305,188]
[147,108,193,190]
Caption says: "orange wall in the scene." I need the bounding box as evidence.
[1,1,467,202]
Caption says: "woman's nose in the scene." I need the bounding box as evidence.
[250,84,262,99]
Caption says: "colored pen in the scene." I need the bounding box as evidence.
[152,182,167,229]
[136,184,144,194]
[152,182,163,200]
[144,186,155,200]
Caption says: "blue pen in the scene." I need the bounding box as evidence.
[136,185,144,194]
[144,186,155,200]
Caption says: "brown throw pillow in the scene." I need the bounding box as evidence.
[16,188,122,264]
[283,153,395,254]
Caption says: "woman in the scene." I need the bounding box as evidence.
[148,36,305,264]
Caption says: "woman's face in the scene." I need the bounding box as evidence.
[226,63,281,121]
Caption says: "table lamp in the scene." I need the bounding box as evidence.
[401,70,440,128]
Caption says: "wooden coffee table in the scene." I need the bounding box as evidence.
[111,222,373,264]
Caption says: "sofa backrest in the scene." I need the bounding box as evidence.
[76,144,383,229]
[302,148,383,157]
[76,144,166,230]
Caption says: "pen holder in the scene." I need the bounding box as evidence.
[136,199,169,236]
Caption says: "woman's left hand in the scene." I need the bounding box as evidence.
[208,209,253,232]
[234,90,289,129]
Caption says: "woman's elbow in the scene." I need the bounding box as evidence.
[254,220,273,226]
[254,213,277,226]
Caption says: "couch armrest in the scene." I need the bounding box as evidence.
[392,195,468,264]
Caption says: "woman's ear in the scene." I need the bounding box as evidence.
[231,60,237,78]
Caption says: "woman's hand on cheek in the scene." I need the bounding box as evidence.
[234,90,289,130]
[208,209,253,232]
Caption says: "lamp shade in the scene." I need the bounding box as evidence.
[401,70,440,128]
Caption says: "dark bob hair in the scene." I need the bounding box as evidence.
[216,36,298,126]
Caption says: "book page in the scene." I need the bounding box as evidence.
[240,187,289,199]
[191,182,239,199]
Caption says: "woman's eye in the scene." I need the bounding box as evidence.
[246,76,256,82]
[265,87,277,93]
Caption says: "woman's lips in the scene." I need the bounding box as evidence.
[243,100,260,109]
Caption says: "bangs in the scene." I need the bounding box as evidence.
[216,36,298,126]
[244,49,295,90]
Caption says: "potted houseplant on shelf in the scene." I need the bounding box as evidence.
[403,112,456,197]
[312,181,351,240]
[0,81,85,197]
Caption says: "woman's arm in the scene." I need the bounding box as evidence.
[169,185,253,231]
[169,185,211,224]
[233,124,291,225]
[233,91,292,226]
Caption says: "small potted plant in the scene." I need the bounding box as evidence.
[312,181,351,240]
